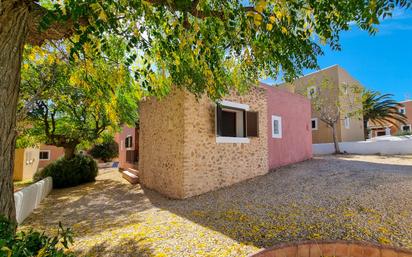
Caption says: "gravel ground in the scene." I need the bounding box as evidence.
[21,155,412,257]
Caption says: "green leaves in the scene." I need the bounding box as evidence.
[362,89,407,127]
[35,0,408,101]
[0,216,74,257]
[19,39,139,149]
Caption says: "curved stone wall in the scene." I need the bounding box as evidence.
[251,241,412,257]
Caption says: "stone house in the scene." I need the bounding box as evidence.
[279,65,365,144]
[134,83,312,199]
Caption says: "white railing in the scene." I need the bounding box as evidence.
[14,177,53,224]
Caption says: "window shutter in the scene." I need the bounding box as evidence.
[246,111,258,137]
[216,104,222,136]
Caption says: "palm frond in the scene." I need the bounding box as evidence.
[362,89,407,128]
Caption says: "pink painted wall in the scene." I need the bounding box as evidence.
[263,84,313,170]
[38,145,65,169]
[114,125,139,170]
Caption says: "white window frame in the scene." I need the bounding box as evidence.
[125,135,133,149]
[218,100,250,111]
[307,86,317,99]
[344,117,351,129]
[341,82,349,94]
[399,107,406,115]
[311,118,318,130]
[216,101,250,144]
[271,115,282,138]
[39,150,50,161]
[402,124,412,132]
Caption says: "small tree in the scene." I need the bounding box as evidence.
[89,134,119,162]
[309,79,363,154]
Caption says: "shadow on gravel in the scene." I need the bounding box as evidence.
[71,238,154,257]
[145,156,412,249]
[21,156,412,254]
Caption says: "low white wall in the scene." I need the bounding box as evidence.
[313,138,412,155]
[14,177,53,224]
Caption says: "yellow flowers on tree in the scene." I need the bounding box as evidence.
[0,0,410,224]
[18,38,139,160]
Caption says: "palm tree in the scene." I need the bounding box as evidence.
[362,89,407,139]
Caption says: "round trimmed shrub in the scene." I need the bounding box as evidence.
[34,155,98,188]
[89,140,119,162]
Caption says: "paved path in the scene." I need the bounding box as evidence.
[21,155,412,257]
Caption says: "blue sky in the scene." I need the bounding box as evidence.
[263,9,412,101]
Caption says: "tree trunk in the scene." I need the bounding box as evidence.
[363,118,369,140]
[331,123,341,154]
[63,145,77,160]
[0,1,30,224]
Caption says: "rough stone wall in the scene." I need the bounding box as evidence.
[181,87,268,198]
[138,90,186,198]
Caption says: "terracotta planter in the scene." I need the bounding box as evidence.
[250,240,412,257]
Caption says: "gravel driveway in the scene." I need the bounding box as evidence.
[21,155,412,257]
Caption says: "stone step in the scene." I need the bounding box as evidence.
[127,168,139,176]
[122,170,139,184]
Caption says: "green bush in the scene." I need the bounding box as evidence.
[0,216,74,257]
[89,140,119,162]
[34,155,98,188]
[396,131,412,136]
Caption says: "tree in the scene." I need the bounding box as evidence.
[18,40,138,160]
[309,79,363,154]
[0,0,410,223]
[362,89,406,139]
[89,134,119,162]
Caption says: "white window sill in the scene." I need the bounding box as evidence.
[218,100,249,111]
[216,137,250,144]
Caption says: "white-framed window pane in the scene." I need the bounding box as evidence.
[125,136,133,148]
[272,115,282,138]
[39,151,50,160]
[311,118,318,130]
[402,125,411,132]
[307,86,317,99]
[344,117,350,129]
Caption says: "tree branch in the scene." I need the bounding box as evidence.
[26,3,87,46]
